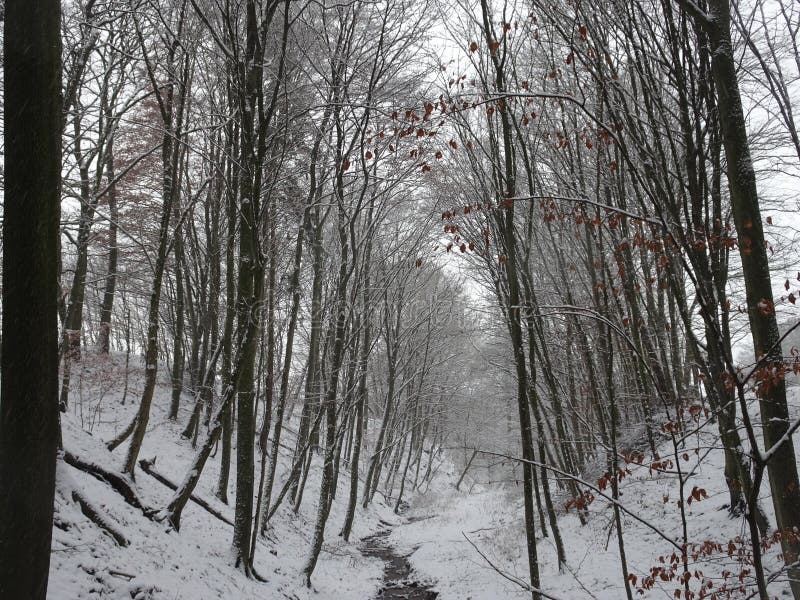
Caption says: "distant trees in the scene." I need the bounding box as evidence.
[0,1,63,599]
[434,0,800,596]
[49,0,459,587]
[122,0,194,478]
[25,0,800,597]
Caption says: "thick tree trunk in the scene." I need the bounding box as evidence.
[0,3,62,597]
[231,0,269,571]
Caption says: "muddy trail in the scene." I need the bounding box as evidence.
[361,519,438,600]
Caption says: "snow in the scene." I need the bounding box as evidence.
[49,351,395,599]
[387,386,800,599]
[49,351,800,599]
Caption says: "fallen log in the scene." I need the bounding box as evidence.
[71,489,129,547]
[62,449,153,518]
[138,458,233,527]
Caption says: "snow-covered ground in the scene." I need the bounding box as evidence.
[49,352,399,600]
[48,351,800,599]
[390,387,800,599]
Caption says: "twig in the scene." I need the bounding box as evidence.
[461,532,568,600]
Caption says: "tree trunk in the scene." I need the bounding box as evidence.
[0,3,62,597]
[292,207,325,505]
[341,268,372,539]
[303,188,353,586]
[123,8,189,476]
[168,208,186,420]
[479,1,540,594]
[97,126,118,354]
[60,110,99,410]
[215,119,238,504]
[705,3,800,595]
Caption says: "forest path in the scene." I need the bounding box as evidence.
[360,518,438,599]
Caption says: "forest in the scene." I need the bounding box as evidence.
[1,0,800,598]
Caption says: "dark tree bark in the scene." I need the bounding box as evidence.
[59,106,101,409]
[479,1,540,595]
[215,117,238,504]
[341,223,373,540]
[231,0,284,572]
[291,207,325,508]
[701,1,800,595]
[303,208,352,587]
[168,203,187,420]
[362,297,400,508]
[97,126,118,354]
[0,3,62,598]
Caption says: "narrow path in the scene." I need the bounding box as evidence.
[360,519,438,599]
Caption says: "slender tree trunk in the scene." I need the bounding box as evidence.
[161,331,249,530]
[480,1,540,593]
[363,339,398,508]
[124,8,189,476]
[292,208,325,505]
[169,208,186,420]
[251,217,277,562]
[303,184,354,586]
[216,121,238,504]
[262,96,331,529]
[704,3,800,594]
[60,111,98,410]
[97,126,118,354]
[261,211,308,528]
[341,258,372,539]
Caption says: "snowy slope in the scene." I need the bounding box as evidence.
[49,352,397,600]
[389,387,800,599]
[47,351,800,599]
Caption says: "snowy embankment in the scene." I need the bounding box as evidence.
[49,352,399,600]
[46,350,800,599]
[390,388,800,599]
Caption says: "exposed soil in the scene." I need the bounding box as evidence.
[360,519,438,600]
